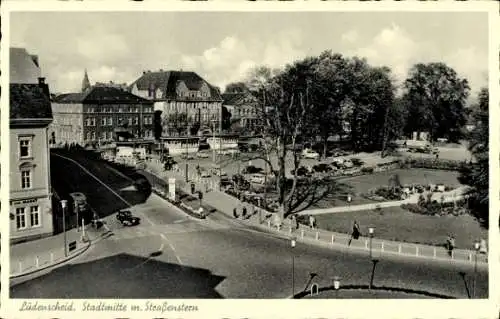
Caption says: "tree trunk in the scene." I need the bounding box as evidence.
[322,133,328,160]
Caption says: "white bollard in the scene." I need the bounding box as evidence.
[315,232,319,240]
[331,235,335,244]
[301,229,304,239]
[50,253,54,263]
[381,242,384,252]
[268,220,271,228]
[416,246,419,256]
[365,240,368,249]
[398,244,402,254]
[433,248,437,259]
[469,253,472,261]
[35,256,39,268]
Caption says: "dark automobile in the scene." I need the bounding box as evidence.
[116,210,141,226]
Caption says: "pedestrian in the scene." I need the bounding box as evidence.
[242,206,247,219]
[309,215,315,229]
[446,235,455,256]
[190,182,195,194]
[233,207,239,219]
[348,221,361,246]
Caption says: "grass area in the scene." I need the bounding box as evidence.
[313,206,487,249]
[314,168,462,208]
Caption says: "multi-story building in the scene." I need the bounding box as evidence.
[129,70,223,136]
[222,91,259,133]
[10,78,54,243]
[51,71,155,147]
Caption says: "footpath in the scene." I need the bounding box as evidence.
[9,225,108,278]
[142,159,488,266]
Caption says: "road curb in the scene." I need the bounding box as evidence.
[10,239,91,279]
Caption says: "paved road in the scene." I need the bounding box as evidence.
[10,151,488,299]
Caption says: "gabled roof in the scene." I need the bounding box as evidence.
[54,86,153,104]
[222,91,258,106]
[10,47,41,84]
[10,83,52,120]
[129,70,222,101]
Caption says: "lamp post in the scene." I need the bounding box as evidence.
[291,237,296,298]
[347,194,352,210]
[333,276,340,298]
[60,200,68,257]
[473,240,480,298]
[368,227,374,259]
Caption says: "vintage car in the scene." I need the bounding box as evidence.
[116,210,141,226]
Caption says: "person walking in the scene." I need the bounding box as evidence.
[242,206,248,219]
[348,221,361,246]
[309,215,316,229]
[446,235,455,257]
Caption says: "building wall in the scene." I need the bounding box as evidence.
[50,103,84,145]
[10,126,53,241]
[81,103,155,143]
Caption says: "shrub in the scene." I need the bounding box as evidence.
[351,158,364,167]
[402,157,467,171]
[361,167,374,174]
[242,165,263,174]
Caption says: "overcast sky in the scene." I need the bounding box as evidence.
[10,11,489,97]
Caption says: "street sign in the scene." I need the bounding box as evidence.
[68,241,77,252]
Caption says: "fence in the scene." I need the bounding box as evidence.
[264,221,488,265]
[10,241,86,277]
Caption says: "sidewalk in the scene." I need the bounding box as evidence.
[143,159,488,265]
[9,226,104,278]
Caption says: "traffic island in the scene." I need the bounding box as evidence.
[295,284,455,299]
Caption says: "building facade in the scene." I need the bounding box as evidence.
[51,84,155,147]
[222,91,259,133]
[10,79,54,243]
[129,70,223,136]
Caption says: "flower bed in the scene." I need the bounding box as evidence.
[364,183,456,202]
[401,157,467,171]
[401,197,468,217]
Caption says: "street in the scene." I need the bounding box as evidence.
[9,152,488,299]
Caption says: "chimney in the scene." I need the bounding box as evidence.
[38,77,45,85]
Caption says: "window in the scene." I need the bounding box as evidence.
[91,132,96,140]
[16,207,26,229]
[21,170,31,189]
[119,107,123,113]
[19,139,31,158]
[118,118,123,125]
[133,117,138,125]
[86,132,91,141]
[108,117,113,126]
[102,131,106,140]
[102,117,107,126]
[30,206,40,227]
[135,107,139,113]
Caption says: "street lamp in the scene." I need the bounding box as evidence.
[368,227,374,259]
[347,194,352,210]
[473,240,480,298]
[291,237,296,298]
[60,200,68,257]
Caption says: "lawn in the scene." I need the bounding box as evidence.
[313,168,462,208]
[313,206,487,249]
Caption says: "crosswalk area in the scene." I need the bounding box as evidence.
[105,218,232,241]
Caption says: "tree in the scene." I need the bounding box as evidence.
[312,51,351,158]
[221,106,232,132]
[402,63,470,142]
[247,59,341,221]
[154,110,163,140]
[224,82,249,93]
[458,87,488,228]
[167,113,188,136]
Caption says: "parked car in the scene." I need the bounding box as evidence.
[302,148,320,160]
[116,210,141,226]
[250,173,266,184]
[197,152,210,158]
[200,169,211,178]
